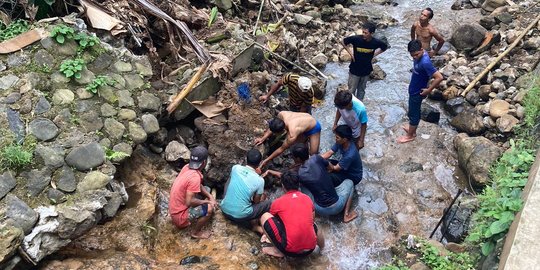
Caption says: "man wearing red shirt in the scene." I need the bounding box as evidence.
[260,170,325,257]
[169,146,217,239]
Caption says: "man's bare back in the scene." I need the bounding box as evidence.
[279,111,317,139]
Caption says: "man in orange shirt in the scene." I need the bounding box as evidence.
[169,146,217,239]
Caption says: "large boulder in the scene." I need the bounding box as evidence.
[65,142,105,171]
[450,24,487,52]
[4,194,39,234]
[0,225,23,264]
[421,103,440,124]
[450,110,486,135]
[454,133,503,187]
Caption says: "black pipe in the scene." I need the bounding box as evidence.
[429,189,463,239]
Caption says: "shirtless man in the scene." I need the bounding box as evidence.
[410,8,445,57]
[254,111,321,169]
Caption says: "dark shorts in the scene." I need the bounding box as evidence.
[304,120,321,137]
[223,200,272,228]
[188,204,209,221]
[263,216,317,257]
[408,94,425,126]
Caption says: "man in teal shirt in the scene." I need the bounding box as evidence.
[221,149,271,234]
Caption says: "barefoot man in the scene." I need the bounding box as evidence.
[398,40,443,143]
[255,111,321,169]
[410,8,445,57]
[169,146,217,239]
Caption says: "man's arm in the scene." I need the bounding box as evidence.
[259,135,295,168]
[254,128,273,146]
[333,110,341,131]
[259,80,283,103]
[430,28,445,56]
[320,149,335,160]
[199,184,216,205]
[410,22,417,40]
[186,190,212,207]
[356,123,367,149]
[420,71,444,96]
[341,40,355,62]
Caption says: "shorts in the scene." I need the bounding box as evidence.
[188,204,209,221]
[223,200,272,228]
[304,120,321,137]
[263,216,317,257]
[408,94,425,126]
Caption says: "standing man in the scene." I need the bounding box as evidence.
[259,73,314,114]
[321,125,363,186]
[221,149,271,234]
[342,21,388,100]
[169,146,217,239]
[410,8,445,57]
[333,90,368,150]
[254,111,321,169]
[260,170,325,258]
[398,40,443,143]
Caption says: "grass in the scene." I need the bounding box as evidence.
[0,129,37,173]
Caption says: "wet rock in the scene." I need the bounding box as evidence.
[100,86,119,104]
[444,97,467,116]
[88,53,113,73]
[53,166,77,193]
[134,62,153,76]
[496,114,519,133]
[104,118,126,141]
[442,85,460,100]
[180,255,201,265]
[80,110,104,132]
[33,49,54,69]
[465,90,480,106]
[0,74,20,90]
[124,74,145,90]
[311,53,328,68]
[494,12,512,24]
[454,133,502,187]
[6,109,25,143]
[102,192,123,218]
[34,96,51,115]
[74,68,95,85]
[47,188,67,204]
[482,0,506,13]
[77,171,111,192]
[478,85,492,101]
[29,118,59,141]
[128,122,147,144]
[489,99,509,118]
[294,13,313,25]
[0,225,23,264]
[420,103,440,124]
[165,141,190,162]
[2,92,21,104]
[450,111,486,135]
[100,103,117,117]
[450,24,487,52]
[5,194,38,234]
[35,144,65,169]
[370,64,386,80]
[24,168,52,196]
[441,196,476,243]
[113,61,133,73]
[65,142,105,171]
[118,109,137,121]
[479,16,497,30]
[0,171,16,200]
[137,92,161,112]
[399,159,423,173]
[112,142,133,163]
[141,114,160,134]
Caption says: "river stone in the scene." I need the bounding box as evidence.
[311,53,328,68]
[134,62,153,76]
[494,12,512,24]
[74,68,95,85]
[482,0,505,12]
[0,74,19,90]
[100,103,117,117]
[516,105,525,119]
[454,133,502,187]
[7,52,28,68]
[56,40,78,56]
[52,108,72,128]
[65,142,105,171]
[441,196,476,243]
[100,138,111,149]
[24,168,52,196]
[7,109,25,143]
[399,159,424,173]
[76,88,94,99]
[128,122,147,144]
[294,13,313,25]
[0,225,23,264]
[77,171,111,192]
[88,53,113,73]
[29,118,59,141]
[99,86,118,104]
[5,194,39,234]
[152,128,168,146]
[465,90,480,106]
[444,97,467,116]
[33,49,54,69]
[479,16,496,30]
[478,85,491,100]
[53,166,77,193]
[523,37,540,50]
[0,171,16,200]
[117,90,134,107]
[51,72,70,87]
[0,61,4,72]
[113,61,133,72]
[118,109,137,121]
[489,99,510,118]
[442,85,460,100]
[111,142,133,163]
[420,103,440,124]
[80,110,104,132]
[165,141,190,162]
[34,96,51,115]
[102,192,123,218]
[176,125,196,144]
[450,111,486,135]
[450,24,487,52]
[141,114,159,134]
[104,118,126,141]
[137,92,161,112]
[52,89,75,105]
[47,188,67,204]
[370,64,386,80]
[124,74,145,90]
[110,73,126,89]
[2,92,21,104]
[410,262,430,270]
[180,255,201,265]
[35,145,65,169]
[496,114,519,133]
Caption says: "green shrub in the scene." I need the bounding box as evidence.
[0,20,30,42]
[86,75,113,94]
[1,144,33,171]
[59,58,85,79]
[522,81,540,130]
[50,24,75,44]
[105,148,130,161]
[74,32,100,51]
[419,241,474,270]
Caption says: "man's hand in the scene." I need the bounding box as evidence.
[332,124,338,131]
[356,140,365,150]
[259,95,268,103]
[428,50,436,58]
[254,137,265,146]
[420,88,431,97]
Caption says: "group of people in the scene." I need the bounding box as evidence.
[168,7,445,259]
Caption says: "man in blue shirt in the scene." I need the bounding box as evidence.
[398,40,443,143]
[292,143,358,223]
[342,21,388,100]
[221,149,271,234]
[333,90,368,149]
[322,125,363,186]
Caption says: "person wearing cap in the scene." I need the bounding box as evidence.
[220,149,271,234]
[254,111,321,169]
[333,90,368,150]
[321,125,364,186]
[259,73,314,114]
[342,21,388,100]
[169,146,217,239]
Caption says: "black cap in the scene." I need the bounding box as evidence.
[189,146,208,169]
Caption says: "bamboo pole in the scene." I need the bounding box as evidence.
[461,14,540,97]
[304,60,329,79]
[166,62,209,114]
[253,0,265,36]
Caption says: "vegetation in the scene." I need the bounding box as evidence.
[208,7,219,27]
[74,32,100,51]
[50,24,75,44]
[0,130,36,172]
[105,148,130,161]
[0,19,31,42]
[86,75,113,94]
[59,58,85,79]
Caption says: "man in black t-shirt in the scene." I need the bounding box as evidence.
[342,22,388,100]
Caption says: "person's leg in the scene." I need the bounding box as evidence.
[191,204,213,239]
[335,179,358,223]
[249,200,272,234]
[355,76,369,100]
[309,132,321,155]
[348,72,360,94]
[398,95,421,143]
[314,224,325,250]
[261,213,285,258]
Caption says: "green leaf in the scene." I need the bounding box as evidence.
[64,70,74,77]
[44,0,56,5]
[74,72,82,79]
[56,35,65,44]
[489,220,508,235]
[208,6,218,27]
[481,241,495,256]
